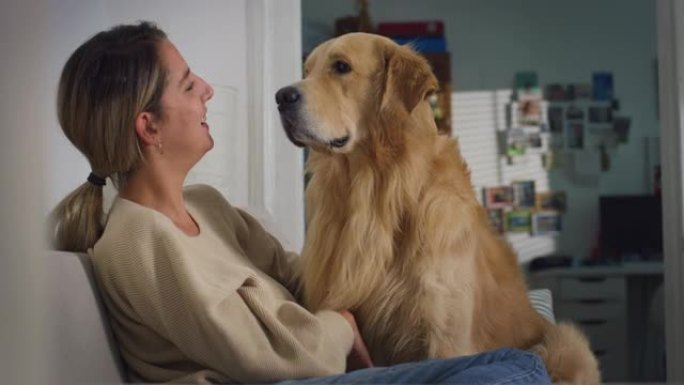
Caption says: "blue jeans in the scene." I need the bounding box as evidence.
[276,348,550,385]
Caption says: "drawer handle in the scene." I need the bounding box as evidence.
[579,319,607,326]
[578,299,607,305]
[577,277,606,283]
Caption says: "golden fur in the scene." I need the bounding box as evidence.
[277,32,600,383]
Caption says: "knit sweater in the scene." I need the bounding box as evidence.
[91,185,354,384]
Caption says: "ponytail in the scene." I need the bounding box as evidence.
[50,181,105,252]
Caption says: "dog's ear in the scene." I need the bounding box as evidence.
[380,45,438,113]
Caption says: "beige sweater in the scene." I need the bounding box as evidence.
[91,185,353,384]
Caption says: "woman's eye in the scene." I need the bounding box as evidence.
[332,60,351,74]
[186,82,194,92]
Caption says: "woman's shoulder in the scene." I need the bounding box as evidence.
[183,184,244,221]
[94,198,174,262]
[184,184,234,209]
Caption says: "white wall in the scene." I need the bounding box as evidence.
[1,1,52,381]
[46,0,249,209]
[302,0,658,259]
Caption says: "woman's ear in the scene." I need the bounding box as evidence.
[134,111,160,147]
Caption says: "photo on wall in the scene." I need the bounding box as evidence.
[535,191,567,212]
[483,186,515,209]
[613,117,631,143]
[512,181,536,208]
[548,107,564,133]
[486,209,505,234]
[566,122,584,149]
[592,72,614,101]
[545,83,567,101]
[532,212,562,236]
[506,210,532,233]
[566,105,585,121]
[589,106,613,123]
[514,71,541,97]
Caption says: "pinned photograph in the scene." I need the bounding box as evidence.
[573,83,592,99]
[592,72,614,101]
[589,106,613,123]
[512,181,536,208]
[483,186,515,209]
[517,97,543,126]
[528,133,543,149]
[546,84,567,101]
[532,212,562,236]
[505,127,528,157]
[486,209,505,234]
[535,191,567,212]
[566,105,584,121]
[515,71,541,98]
[611,99,620,111]
[613,117,631,143]
[567,122,584,149]
[506,210,532,233]
[548,107,564,133]
[588,126,618,148]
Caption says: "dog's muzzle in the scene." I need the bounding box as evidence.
[276,86,306,147]
[276,86,350,150]
[276,86,301,111]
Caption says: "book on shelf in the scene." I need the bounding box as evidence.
[377,21,444,38]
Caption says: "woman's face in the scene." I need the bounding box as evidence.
[155,39,214,169]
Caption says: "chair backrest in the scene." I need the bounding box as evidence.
[44,250,126,384]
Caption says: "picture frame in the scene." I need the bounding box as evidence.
[567,122,584,149]
[548,106,564,133]
[565,105,585,121]
[613,117,631,143]
[483,186,515,209]
[592,72,614,101]
[589,106,613,123]
[512,181,536,208]
[486,209,505,234]
[535,191,567,212]
[532,212,562,236]
[545,84,567,101]
[516,96,543,126]
[506,210,532,233]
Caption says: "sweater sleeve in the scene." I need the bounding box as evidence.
[94,221,353,384]
[192,185,300,290]
[234,208,301,291]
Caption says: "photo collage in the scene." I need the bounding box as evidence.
[505,71,633,173]
[483,181,565,236]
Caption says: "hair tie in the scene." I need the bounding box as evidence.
[87,172,106,187]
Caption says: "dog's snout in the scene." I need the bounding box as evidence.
[276,86,301,108]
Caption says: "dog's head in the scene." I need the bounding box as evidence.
[276,32,438,154]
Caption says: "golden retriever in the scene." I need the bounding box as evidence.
[276,32,600,383]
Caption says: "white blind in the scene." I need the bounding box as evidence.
[452,90,557,264]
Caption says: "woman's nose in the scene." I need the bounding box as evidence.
[201,78,214,101]
[205,83,214,101]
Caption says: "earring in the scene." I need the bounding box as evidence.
[157,141,164,155]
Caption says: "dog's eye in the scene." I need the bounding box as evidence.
[332,60,351,74]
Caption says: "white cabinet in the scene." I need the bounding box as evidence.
[529,263,663,382]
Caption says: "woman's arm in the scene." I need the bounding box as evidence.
[95,230,353,384]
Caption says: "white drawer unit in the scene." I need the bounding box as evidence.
[529,271,628,381]
[528,262,664,382]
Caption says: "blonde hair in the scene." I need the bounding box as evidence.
[51,22,167,251]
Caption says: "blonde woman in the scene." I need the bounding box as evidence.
[51,22,550,385]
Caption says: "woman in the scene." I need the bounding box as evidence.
[51,21,550,385]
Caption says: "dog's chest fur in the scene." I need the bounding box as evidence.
[301,141,481,364]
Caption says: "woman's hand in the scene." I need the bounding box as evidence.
[338,310,374,371]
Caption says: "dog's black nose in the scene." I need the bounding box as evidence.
[276,86,301,107]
